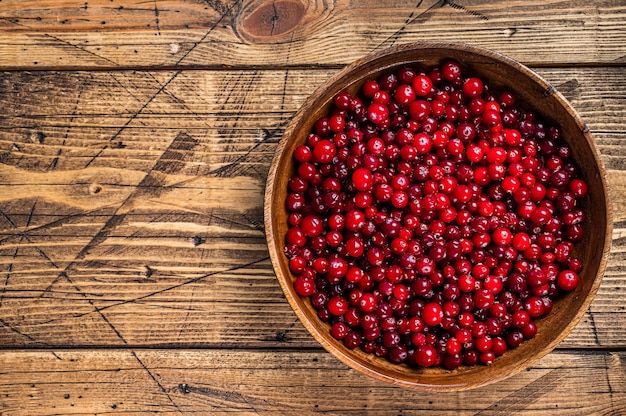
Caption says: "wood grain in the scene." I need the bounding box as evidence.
[0,66,625,349]
[0,0,624,411]
[1,0,626,69]
[0,349,624,415]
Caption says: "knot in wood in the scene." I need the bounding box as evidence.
[236,0,305,43]
[89,183,103,195]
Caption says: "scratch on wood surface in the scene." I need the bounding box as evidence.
[203,0,233,16]
[108,71,146,103]
[43,267,135,350]
[94,255,269,312]
[374,0,490,52]
[475,366,572,415]
[443,0,489,21]
[280,62,290,115]
[0,209,16,228]
[173,382,294,413]
[30,132,199,342]
[241,211,264,232]
[607,353,626,403]
[40,32,120,67]
[0,202,62,307]
[50,78,86,171]
[399,0,427,34]
[96,305,128,345]
[0,206,114,247]
[84,70,184,168]
[207,210,264,232]
[0,17,119,66]
[613,53,626,63]
[587,310,602,345]
[0,259,15,306]
[82,1,243,168]
[210,70,280,178]
[0,316,46,345]
[177,280,197,338]
[372,0,435,51]
[132,351,184,414]
[605,354,616,409]
[43,131,198,292]
[153,0,161,36]
[37,256,270,327]
[174,0,243,66]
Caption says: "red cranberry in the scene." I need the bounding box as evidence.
[442,61,462,82]
[415,345,438,367]
[422,302,444,326]
[462,77,484,98]
[557,270,579,291]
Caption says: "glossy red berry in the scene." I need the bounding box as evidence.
[331,322,349,339]
[415,345,438,367]
[300,215,323,237]
[294,145,312,163]
[422,302,444,326]
[442,61,462,82]
[557,270,579,291]
[367,102,389,125]
[293,276,315,296]
[413,74,433,97]
[462,77,484,98]
[362,80,380,97]
[328,296,349,316]
[568,178,588,198]
[492,227,513,246]
[352,167,374,191]
[395,84,417,105]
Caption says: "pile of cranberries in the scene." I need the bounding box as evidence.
[283,60,588,369]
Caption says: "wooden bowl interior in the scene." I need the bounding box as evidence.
[265,43,611,391]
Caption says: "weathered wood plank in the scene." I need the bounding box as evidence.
[0,349,624,415]
[0,67,624,348]
[0,68,624,168]
[1,0,625,69]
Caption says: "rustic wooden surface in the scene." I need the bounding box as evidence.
[0,0,625,414]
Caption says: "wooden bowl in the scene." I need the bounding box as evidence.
[264,42,612,391]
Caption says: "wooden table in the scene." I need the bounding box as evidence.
[0,0,625,414]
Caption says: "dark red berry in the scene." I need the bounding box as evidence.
[422,302,444,326]
[557,270,579,291]
[462,77,484,98]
